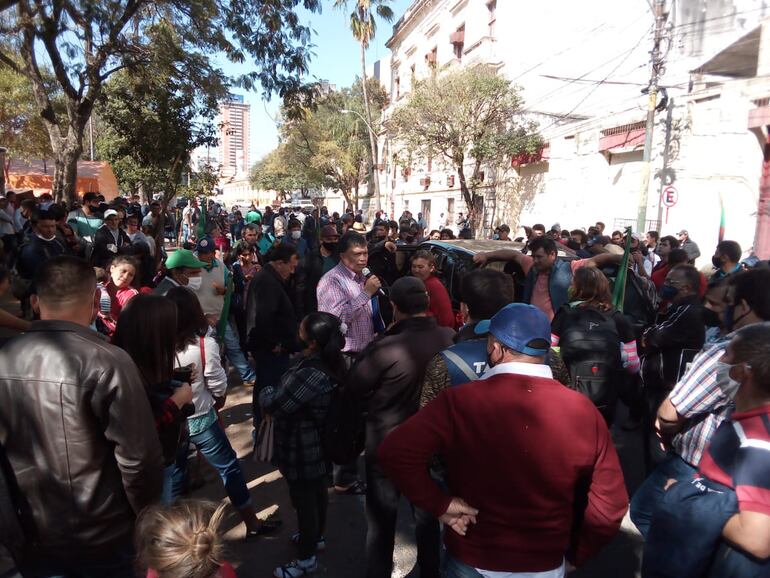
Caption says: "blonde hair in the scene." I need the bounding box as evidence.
[136,500,228,578]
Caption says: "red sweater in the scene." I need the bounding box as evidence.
[424,275,455,328]
[378,372,628,572]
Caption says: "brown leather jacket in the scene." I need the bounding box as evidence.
[0,320,163,562]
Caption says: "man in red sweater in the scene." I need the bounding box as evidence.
[378,303,628,577]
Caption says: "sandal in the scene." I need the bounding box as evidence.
[245,518,282,540]
[333,480,366,495]
[273,558,317,578]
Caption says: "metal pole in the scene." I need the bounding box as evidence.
[636,0,668,233]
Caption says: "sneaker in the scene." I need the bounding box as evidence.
[273,557,317,578]
[290,531,326,551]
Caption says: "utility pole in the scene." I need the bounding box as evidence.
[655,95,675,229]
[636,0,669,233]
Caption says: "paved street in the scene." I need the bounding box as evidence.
[198,377,646,578]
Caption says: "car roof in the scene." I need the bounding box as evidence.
[422,239,577,259]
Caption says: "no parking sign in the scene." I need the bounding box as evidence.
[662,186,678,223]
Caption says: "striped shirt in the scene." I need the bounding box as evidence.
[698,404,770,515]
[317,261,374,353]
[669,337,733,466]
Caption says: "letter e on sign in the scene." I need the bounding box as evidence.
[662,186,678,208]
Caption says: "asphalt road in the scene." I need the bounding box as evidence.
[197,375,646,578]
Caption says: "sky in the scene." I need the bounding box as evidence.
[218,0,414,167]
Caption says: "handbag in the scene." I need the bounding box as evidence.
[254,416,274,463]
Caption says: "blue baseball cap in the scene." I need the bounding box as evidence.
[474,303,551,356]
[195,236,215,254]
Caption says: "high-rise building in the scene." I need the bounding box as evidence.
[218,94,250,177]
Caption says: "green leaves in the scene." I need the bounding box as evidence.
[389,65,543,231]
[251,77,388,209]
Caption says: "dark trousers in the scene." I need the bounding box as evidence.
[252,350,290,428]
[288,477,329,560]
[365,457,440,578]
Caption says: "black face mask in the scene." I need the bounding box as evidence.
[322,241,338,252]
[702,308,721,328]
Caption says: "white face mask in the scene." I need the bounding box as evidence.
[186,276,203,290]
[716,360,741,398]
[262,225,270,234]
[291,230,302,240]
[36,233,57,242]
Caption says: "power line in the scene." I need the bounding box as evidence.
[530,28,652,131]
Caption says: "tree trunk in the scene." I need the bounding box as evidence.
[0,148,6,195]
[52,141,83,204]
[456,163,478,237]
[359,42,381,211]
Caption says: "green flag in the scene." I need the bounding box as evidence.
[612,226,633,311]
[217,267,233,340]
[196,200,207,240]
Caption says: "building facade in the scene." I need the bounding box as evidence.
[380,0,769,259]
[218,94,251,178]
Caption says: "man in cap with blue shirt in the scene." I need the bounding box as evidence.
[379,303,628,578]
[189,236,257,386]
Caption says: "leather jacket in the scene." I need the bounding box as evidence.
[0,320,163,562]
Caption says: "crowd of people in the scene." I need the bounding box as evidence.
[0,188,769,578]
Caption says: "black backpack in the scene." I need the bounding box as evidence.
[298,357,365,467]
[558,306,623,425]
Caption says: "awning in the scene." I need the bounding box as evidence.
[599,122,646,153]
[511,142,549,167]
[6,158,120,199]
[692,25,760,79]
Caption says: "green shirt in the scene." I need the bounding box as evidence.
[68,210,103,239]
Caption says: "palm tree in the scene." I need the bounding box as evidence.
[334,0,394,212]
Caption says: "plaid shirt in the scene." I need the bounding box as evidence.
[669,336,733,466]
[259,357,335,481]
[317,261,374,353]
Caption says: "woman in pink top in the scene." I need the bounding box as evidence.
[107,255,140,320]
[411,250,456,328]
[137,500,237,578]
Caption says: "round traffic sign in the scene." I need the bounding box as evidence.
[662,186,678,208]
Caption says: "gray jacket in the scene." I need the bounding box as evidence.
[0,320,163,562]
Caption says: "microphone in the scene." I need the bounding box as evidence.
[362,267,386,297]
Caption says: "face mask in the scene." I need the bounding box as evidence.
[659,284,679,301]
[322,241,338,252]
[724,304,751,332]
[716,361,741,398]
[291,230,301,240]
[711,255,722,269]
[702,308,721,328]
[262,226,270,234]
[186,276,202,290]
[36,233,56,242]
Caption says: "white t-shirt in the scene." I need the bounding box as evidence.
[476,560,565,578]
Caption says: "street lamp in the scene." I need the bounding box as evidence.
[340,108,382,212]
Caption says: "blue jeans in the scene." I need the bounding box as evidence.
[20,542,135,578]
[223,322,256,382]
[164,420,251,509]
[630,452,697,539]
[182,223,190,243]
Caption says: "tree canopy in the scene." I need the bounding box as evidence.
[0,0,321,201]
[96,22,226,203]
[389,66,542,233]
[251,78,388,210]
